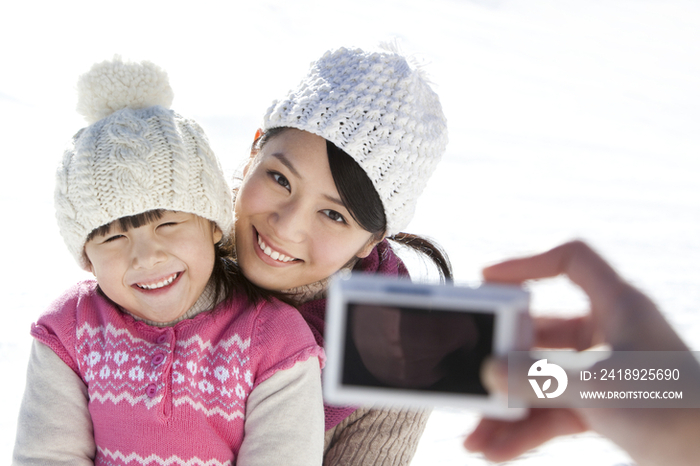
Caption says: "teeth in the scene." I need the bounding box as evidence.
[257,235,295,263]
[137,273,178,290]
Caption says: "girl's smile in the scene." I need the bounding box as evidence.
[133,271,181,290]
[84,211,222,323]
[234,129,378,292]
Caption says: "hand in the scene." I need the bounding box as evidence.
[464,240,697,466]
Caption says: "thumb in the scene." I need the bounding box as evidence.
[481,357,508,395]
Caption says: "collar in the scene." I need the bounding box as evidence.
[127,280,220,327]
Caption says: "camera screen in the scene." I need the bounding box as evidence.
[342,304,495,395]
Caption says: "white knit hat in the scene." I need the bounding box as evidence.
[55,56,233,269]
[262,46,448,236]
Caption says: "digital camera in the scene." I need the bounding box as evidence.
[323,273,532,419]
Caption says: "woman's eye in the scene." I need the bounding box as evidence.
[104,234,125,243]
[269,171,291,191]
[322,209,347,224]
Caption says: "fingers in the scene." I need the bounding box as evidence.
[483,241,622,301]
[464,409,588,462]
[481,357,508,394]
[482,240,661,349]
[535,316,596,350]
[468,240,691,463]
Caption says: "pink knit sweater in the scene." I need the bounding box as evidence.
[32,280,324,466]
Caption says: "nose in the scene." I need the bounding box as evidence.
[131,236,167,269]
[270,200,308,244]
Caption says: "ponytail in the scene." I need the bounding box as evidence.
[388,233,453,283]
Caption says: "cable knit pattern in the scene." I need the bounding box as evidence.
[323,407,430,466]
[31,280,324,466]
[262,46,448,235]
[54,57,233,269]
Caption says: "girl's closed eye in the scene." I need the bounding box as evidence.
[103,234,125,243]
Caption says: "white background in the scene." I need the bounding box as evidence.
[1,1,699,464]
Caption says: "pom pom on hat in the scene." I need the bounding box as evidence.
[76,55,174,124]
[56,57,232,269]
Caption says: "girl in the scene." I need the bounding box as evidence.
[233,46,451,465]
[12,58,325,466]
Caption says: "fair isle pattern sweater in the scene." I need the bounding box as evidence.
[32,280,324,466]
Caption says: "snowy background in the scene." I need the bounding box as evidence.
[1,1,699,464]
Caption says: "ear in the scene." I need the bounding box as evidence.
[213,225,223,244]
[243,128,264,177]
[83,255,95,275]
[355,235,385,259]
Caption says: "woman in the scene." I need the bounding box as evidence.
[233,46,452,465]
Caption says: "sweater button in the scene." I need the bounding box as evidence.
[156,334,168,344]
[152,353,165,366]
[146,384,158,398]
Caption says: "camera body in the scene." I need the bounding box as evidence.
[324,273,531,419]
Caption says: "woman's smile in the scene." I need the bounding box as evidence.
[254,228,300,265]
[234,129,377,292]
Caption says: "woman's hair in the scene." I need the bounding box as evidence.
[86,210,288,307]
[252,127,453,282]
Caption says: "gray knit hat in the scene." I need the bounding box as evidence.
[262,46,448,236]
[55,56,233,269]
